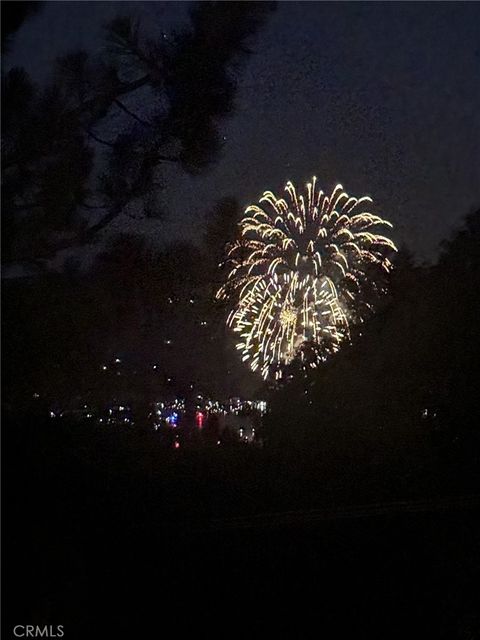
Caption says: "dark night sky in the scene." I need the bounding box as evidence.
[7,1,480,263]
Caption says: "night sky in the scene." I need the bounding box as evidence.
[6,1,480,262]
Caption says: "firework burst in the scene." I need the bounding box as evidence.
[217,177,397,379]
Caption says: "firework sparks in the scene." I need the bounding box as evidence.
[217,177,397,379]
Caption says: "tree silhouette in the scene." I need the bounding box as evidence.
[1,1,44,54]
[265,208,480,463]
[2,2,276,268]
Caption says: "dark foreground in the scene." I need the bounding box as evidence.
[4,415,480,639]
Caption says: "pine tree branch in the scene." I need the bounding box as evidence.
[78,75,151,125]
[83,208,123,241]
[114,99,151,127]
[86,129,115,147]
[79,201,107,210]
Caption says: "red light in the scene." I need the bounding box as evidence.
[174,441,180,449]
[195,411,204,428]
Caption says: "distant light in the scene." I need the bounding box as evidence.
[189,299,194,304]
[165,339,172,345]
[166,411,178,426]
[33,393,40,399]
[102,365,108,371]
[153,364,158,370]
[115,358,121,364]
[217,440,221,445]
[174,441,180,449]
[49,411,56,418]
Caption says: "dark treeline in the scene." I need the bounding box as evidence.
[264,208,480,484]
[2,197,255,408]
[4,208,480,511]
[4,212,480,638]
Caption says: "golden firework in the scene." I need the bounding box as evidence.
[217,177,397,379]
